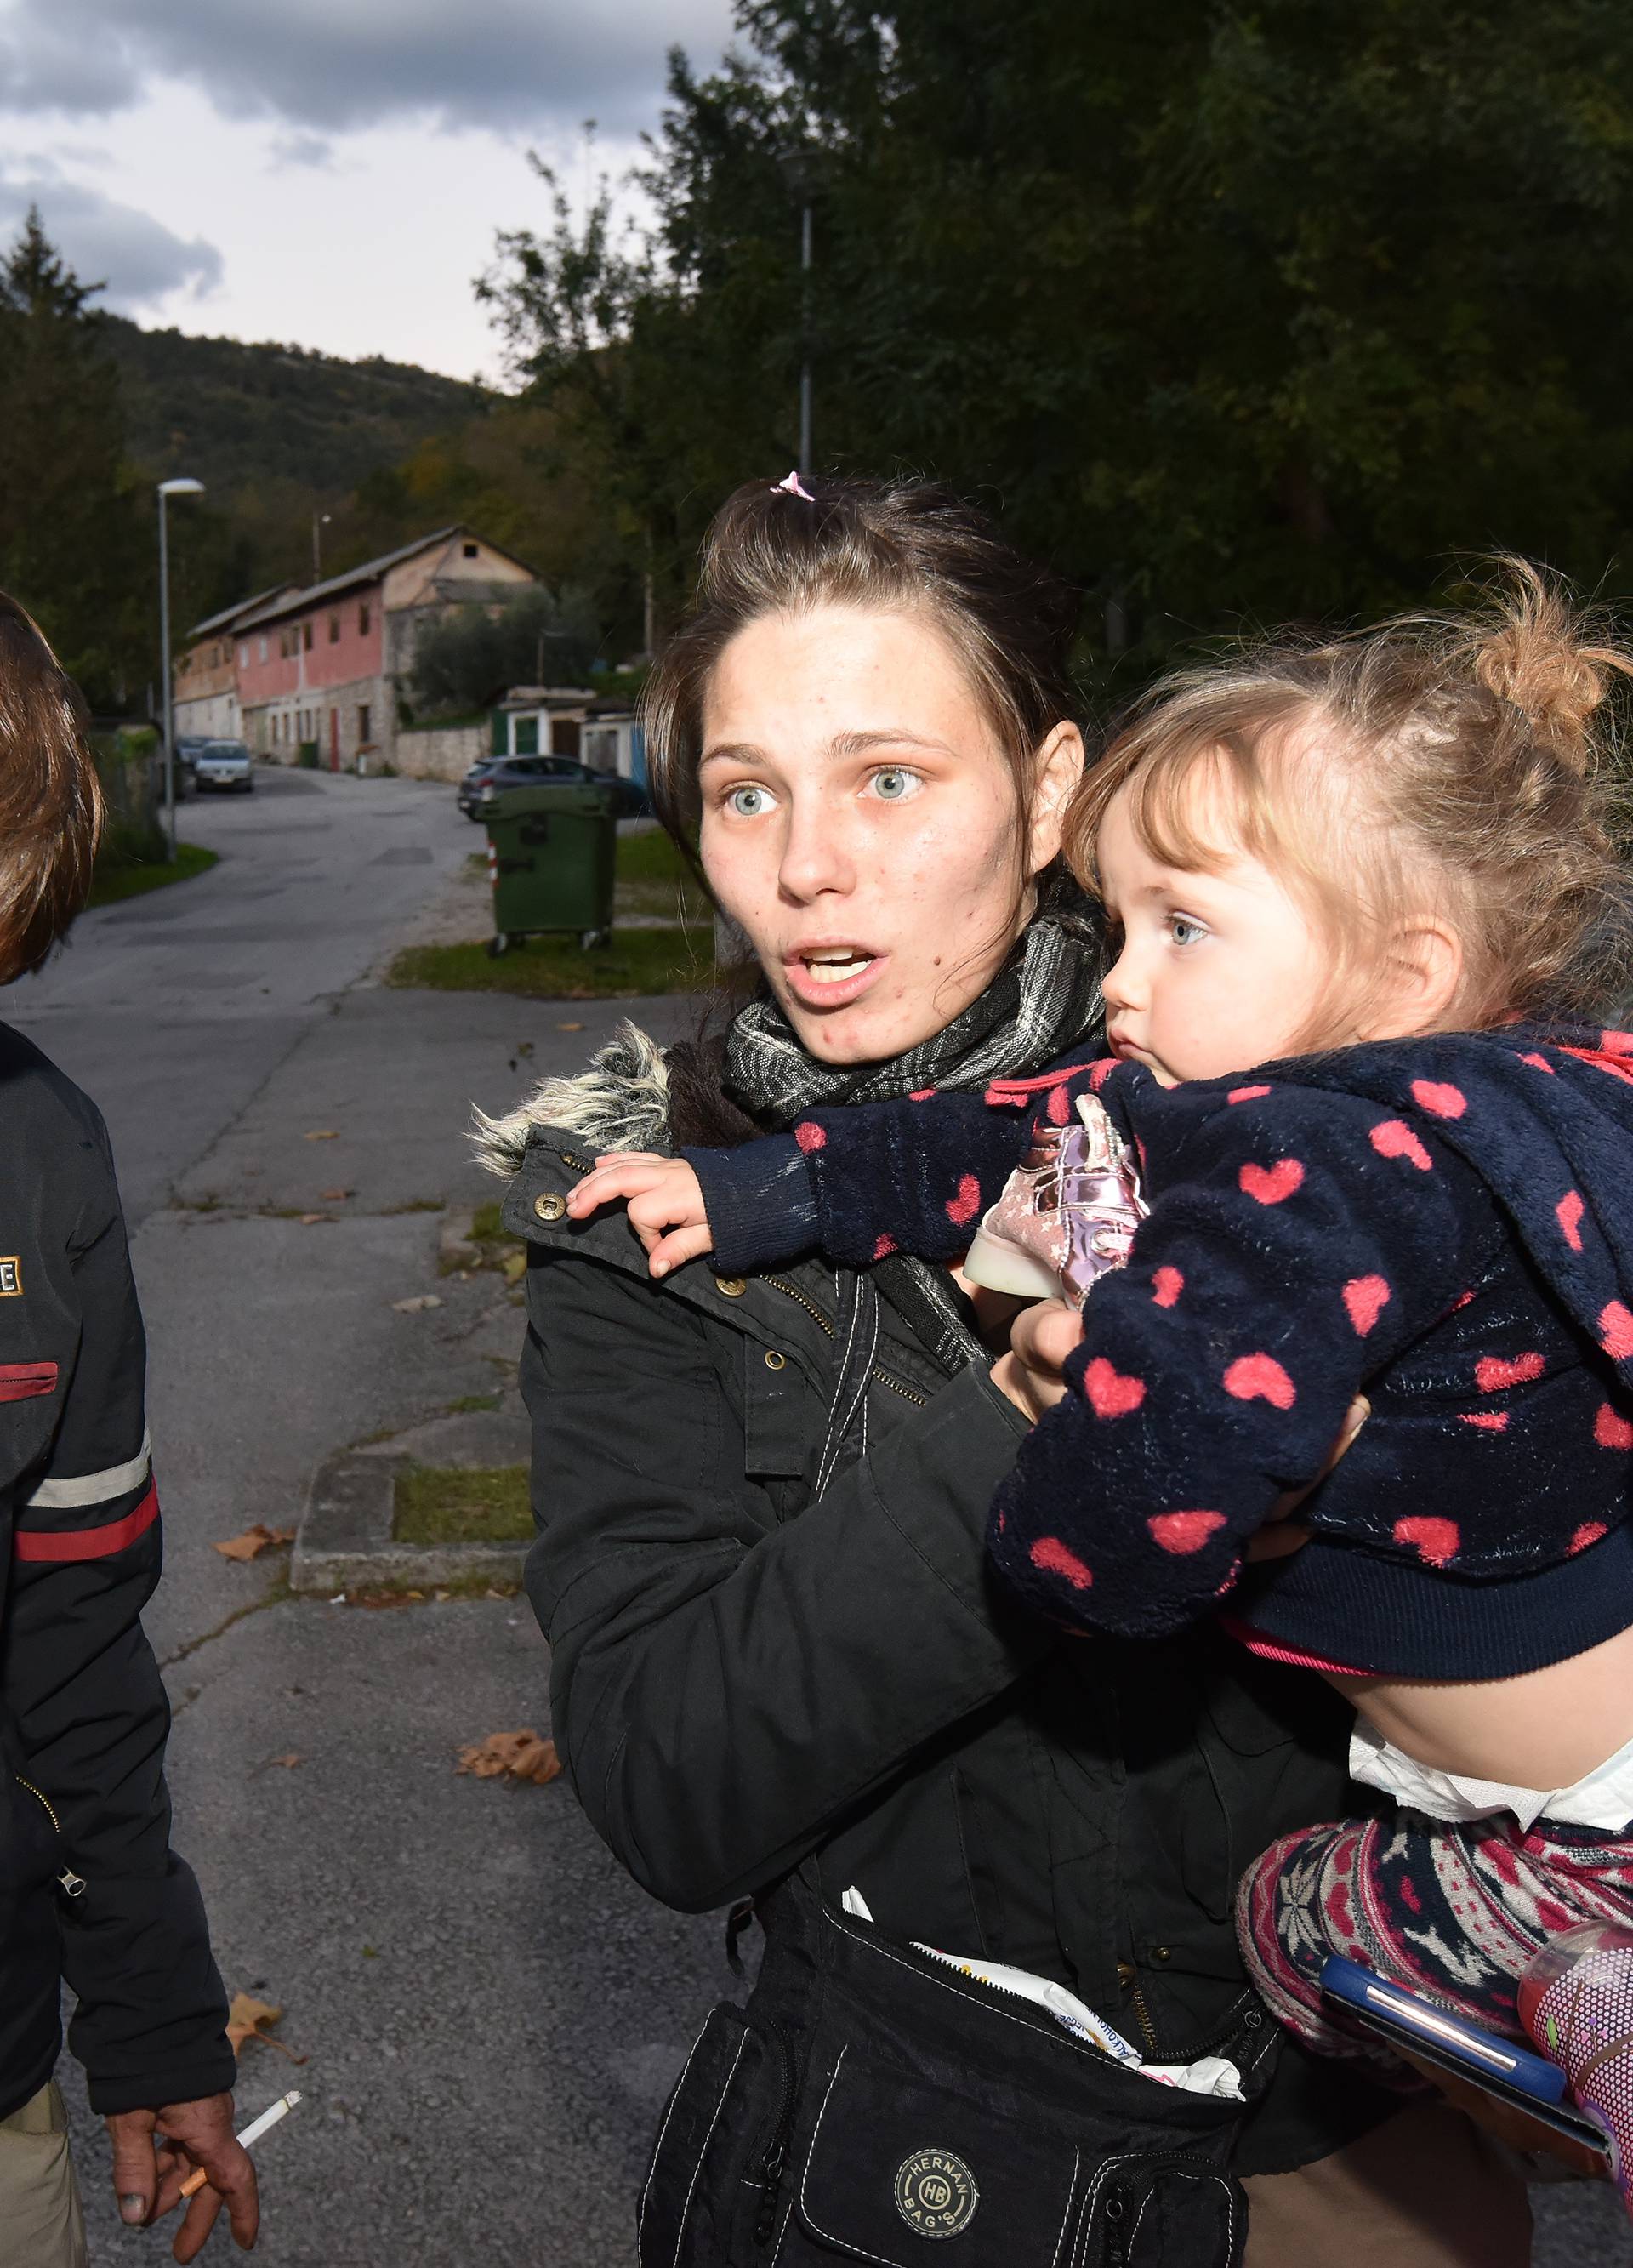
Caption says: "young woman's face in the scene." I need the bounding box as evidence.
[699,604,1078,1063]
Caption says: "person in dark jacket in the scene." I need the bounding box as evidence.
[0,598,254,2265]
[486,479,1533,2262]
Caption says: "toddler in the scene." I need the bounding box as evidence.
[572,564,1633,2180]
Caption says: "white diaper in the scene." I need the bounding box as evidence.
[1349,1718,1633,1832]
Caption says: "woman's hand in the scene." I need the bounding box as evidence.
[565,1152,714,1278]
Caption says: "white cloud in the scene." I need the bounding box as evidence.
[0,1,737,136]
[0,169,221,311]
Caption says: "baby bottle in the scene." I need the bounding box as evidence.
[1519,1922,1633,2208]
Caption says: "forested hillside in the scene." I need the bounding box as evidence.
[101,317,491,497]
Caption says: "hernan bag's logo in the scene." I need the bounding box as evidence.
[0,1257,23,1296]
[893,2147,979,2239]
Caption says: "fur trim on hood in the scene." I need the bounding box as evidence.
[471,1019,672,1177]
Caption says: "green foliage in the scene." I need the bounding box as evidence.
[84,842,218,909]
[409,584,600,716]
[392,1463,533,1546]
[479,0,1633,680]
[385,926,708,998]
[0,211,150,704]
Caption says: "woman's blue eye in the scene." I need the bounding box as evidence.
[726,785,773,818]
[869,768,920,801]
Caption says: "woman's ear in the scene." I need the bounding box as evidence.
[1363,918,1465,1038]
[1028,723,1085,878]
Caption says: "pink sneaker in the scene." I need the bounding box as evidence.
[964,1094,1147,1306]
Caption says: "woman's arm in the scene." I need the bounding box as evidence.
[522,1249,1050,1912]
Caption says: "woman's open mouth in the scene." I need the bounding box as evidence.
[782,945,885,1009]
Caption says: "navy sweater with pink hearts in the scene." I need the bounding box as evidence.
[684,1027,1633,1679]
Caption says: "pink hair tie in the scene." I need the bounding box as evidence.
[771,470,815,499]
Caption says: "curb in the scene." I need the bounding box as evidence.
[291,1450,527,1594]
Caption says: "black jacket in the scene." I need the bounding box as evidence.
[0,1023,232,2120]
[497,1031,1397,2185]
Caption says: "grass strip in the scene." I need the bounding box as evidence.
[86,842,219,909]
[392,1462,533,1547]
[385,926,708,999]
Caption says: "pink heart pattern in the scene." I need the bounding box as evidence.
[1410,1080,1467,1120]
[1083,1357,1146,1419]
[1239,1158,1305,1205]
[1556,1190,1585,1251]
[1152,1266,1184,1309]
[1595,1405,1633,1452]
[1394,1516,1460,1567]
[944,1173,982,1228]
[1474,1353,1545,1393]
[1224,1353,1296,1409]
[1030,1536,1093,1590]
[1148,1510,1226,1555]
[1369,1120,1432,1171]
[1602,1302,1633,1362]
[1342,1274,1391,1336]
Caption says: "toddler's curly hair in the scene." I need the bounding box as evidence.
[1066,560,1633,1033]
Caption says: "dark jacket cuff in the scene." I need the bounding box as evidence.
[88,2044,239,2117]
[684,1136,820,1274]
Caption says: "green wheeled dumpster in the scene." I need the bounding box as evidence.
[481,779,618,954]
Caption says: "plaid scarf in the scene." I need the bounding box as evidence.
[722,914,1105,1490]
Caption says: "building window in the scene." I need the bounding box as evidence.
[358,601,371,635]
[462,541,479,558]
[328,613,341,643]
[302,621,314,652]
[239,643,249,669]
[357,704,371,744]
[259,636,268,662]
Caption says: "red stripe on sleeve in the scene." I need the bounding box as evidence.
[14,1481,160,1563]
[0,1361,58,1402]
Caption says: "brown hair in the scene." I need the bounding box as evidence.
[641,475,1082,845]
[0,595,104,982]
[1064,560,1633,1034]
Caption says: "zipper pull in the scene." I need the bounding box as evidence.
[57,1866,86,1899]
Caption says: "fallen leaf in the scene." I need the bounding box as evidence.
[213,1524,296,1562]
[392,1294,442,1314]
[321,1188,352,1201]
[269,1753,303,1770]
[502,1251,526,1283]
[555,1021,584,1033]
[226,1992,307,2064]
[362,1945,379,1959]
[304,1129,339,1142]
[516,1040,535,1055]
[455,1729,562,1786]
[299,1213,328,1226]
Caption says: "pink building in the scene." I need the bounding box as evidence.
[191,527,538,773]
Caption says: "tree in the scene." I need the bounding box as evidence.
[0,209,150,704]
[480,1,1633,684]
[409,584,601,717]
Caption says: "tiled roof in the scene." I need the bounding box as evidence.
[230,527,538,630]
[185,583,300,640]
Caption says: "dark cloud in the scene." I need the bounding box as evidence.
[0,172,222,310]
[0,1,737,135]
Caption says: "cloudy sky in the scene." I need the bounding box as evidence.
[0,0,737,379]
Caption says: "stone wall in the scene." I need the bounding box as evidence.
[391,721,489,783]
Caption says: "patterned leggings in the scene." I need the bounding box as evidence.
[1237,1808,1633,2077]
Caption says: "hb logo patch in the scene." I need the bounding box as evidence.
[893,2148,979,2239]
[0,1257,23,1296]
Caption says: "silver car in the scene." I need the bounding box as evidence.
[194,739,254,793]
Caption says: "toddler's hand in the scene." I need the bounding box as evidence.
[566,1152,714,1277]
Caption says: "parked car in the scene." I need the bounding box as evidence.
[172,736,212,798]
[193,738,254,794]
[466,755,646,820]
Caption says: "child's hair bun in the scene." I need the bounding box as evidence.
[1471,559,1629,775]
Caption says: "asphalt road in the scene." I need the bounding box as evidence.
[10,770,720,2267]
[9,769,1628,2263]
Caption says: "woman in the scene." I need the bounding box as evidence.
[482,479,1530,2263]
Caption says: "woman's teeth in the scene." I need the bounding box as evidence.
[804,951,873,986]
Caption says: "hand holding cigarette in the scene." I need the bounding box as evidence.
[180,2089,301,2197]
[104,2088,262,2261]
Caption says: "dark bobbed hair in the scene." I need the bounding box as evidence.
[640,475,1083,838]
[0,595,103,983]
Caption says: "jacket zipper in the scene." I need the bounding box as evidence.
[764,1275,929,1409]
[752,2016,799,2247]
[16,1777,85,1898]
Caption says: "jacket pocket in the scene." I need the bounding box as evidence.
[638,2002,789,2267]
[1076,2151,1245,2268]
[791,2047,1083,2265]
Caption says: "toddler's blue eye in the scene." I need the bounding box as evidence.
[1169,916,1207,947]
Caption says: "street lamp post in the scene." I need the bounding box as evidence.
[157,476,205,861]
[312,511,332,583]
[799,200,813,479]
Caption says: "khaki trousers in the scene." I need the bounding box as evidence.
[1243,2098,1533,2266]
[0,2083,88,2268]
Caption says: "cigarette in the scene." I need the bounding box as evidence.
[178,2090,301,2199]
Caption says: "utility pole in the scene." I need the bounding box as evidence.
[312,511,331,583]
[157,476,205,860]
[799,199,813,479]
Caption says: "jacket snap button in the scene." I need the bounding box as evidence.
[532,1193,566,1222]
[714,1275,748,1298]
[764,1350,787,1370]
[1151,1946,1172,1963]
